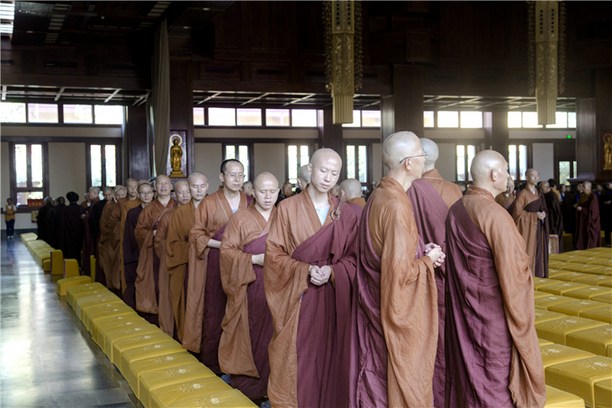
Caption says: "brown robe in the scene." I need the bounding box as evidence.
[166,200,197,342]
[512,187,549,277]
[219,205,274,400]
[154,207,176,336]
[134,198,176,315]
[183,188,249,353]
[119,198,141,294]
[264,191,359,408]
[97,199,123,290]
[347,196,366,208]
[445,186,546,408]
[422,168,464,208]
[496,192,516,212]
[575,192,601,249]
[357,176,437,408]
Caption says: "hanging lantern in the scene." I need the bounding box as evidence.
[533,1,559,126]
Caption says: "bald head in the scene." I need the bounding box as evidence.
[382,131,422,171]
[126,178,139,199]
[339,178,362,200]
[253,171,280,212]
[188,172,208,204]
[420,138,439,171]
[174,180,191,205]
[308,148,342,195]
[470,150,509,197]
[297,164,311,191]
[114,185,127,199]
[155,175,172,198]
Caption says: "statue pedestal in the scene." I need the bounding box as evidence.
[169,171,186,178]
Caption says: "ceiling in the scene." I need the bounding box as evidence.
[1,1,580,112]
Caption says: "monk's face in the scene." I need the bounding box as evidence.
[175,184,191,205]
[309,154,341,195]
[127,181,139,199]
[115,188,127,199]
[221,162,245,193]
[254,177,279,212]
[103,190,114,201]
[156,176,172,198]
[139,185,154,205]
[242,182,254,197]
[88,189,99,201]
[189,176,208,202]
[526,170,539,186]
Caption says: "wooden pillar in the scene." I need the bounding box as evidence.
[380,64,424,141]
[484,111,509,157]
[318,107,344,156]
[170,60,195,176]
[125,104,150,180]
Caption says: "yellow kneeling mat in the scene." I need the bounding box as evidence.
[125,352,198,398]
[149,377,235,408]
[91,314,148,347]
[535,309,568,324]
[139,362,216,406]
[112,331,173,366]
[153,388,256,408]
[543,385,585,408]
[536,316,607,344]
[539,338,554,346]
[540,344,594,368]
[66,283,106,308]
[102,323,159,357]
[534,291,552,299]
[580,305,612,324]
[74,292,120,319]
[565,286,612,301]
[572,273,612,287]
[535,295,575,310]
[548,271,590,282]
[539,281,591,296]
[119,339,185,375]
[81,301,134,333]
[545,356,612,407]
[594,378,612,408]
[566,325,612,357]
[548,299,608,317]
[56,275,91,296]
[590,292,612,304]
[534,278,562,291]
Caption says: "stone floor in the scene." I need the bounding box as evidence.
[1,235,139,408]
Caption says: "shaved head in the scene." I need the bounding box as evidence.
[114,185,127,199]
[253,171,280,212]
[470,150,509,197]
[174,180,191,205]
[420,138,439,170]
[339,178,362,200]
[308,148,342,195]
[188,172,208,204]
[382,131,422,172]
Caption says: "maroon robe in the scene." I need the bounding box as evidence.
[60,202,84,264]
[575,192,601,249]
[513,189,549,278]
[123,205,143,309]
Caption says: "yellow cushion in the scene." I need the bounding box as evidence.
[153,388,256,408]
[580,305,612,324]
[56,275,91,296]
[534,291,553,299]
[539,338,554,346]
[564,286,612,301]
[50,249,64,276]
[545,356,612,407]
[20,232,38,242]
[139,363,216,405]
[539,281,591,296]
[566,325,612,357]
[535,295,575,310]
[536,316,607,344]
[548,271,590,282]
[594,378,612,408]
[535,309,568,324]
[571,274,612,287]
[102,323,159,357]
[540,344,594,368]
[119,339,185,375]
[91,314,148,347]
[67,284,109,310]
[112,331,173,366]
[63,259,80,278]
[549,299,609,317]
[125,352,197,398]
[74,292,121,320]
[590,292,612,304]
[149,377,235,408]
[42,258,51,273]
[81,301,135,333]
[544,385,585,408]
[534,278,562,291]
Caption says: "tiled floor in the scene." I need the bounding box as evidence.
[1,235,139,407]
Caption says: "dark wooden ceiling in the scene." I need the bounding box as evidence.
[2,1,611,111]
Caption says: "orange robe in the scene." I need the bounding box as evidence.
[166,200,197,342]
[348,197,366,208]
[219,205,274,400]
[357,176,437,407]
[183,188,249,353]
[422,168,463,208]
[512,188,549,277]
[119,198,141,294]
[154,207,176,336]
[496,192,516,211]
[97,199,123,291]
[134,199,176,315]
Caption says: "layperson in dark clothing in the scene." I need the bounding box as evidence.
[60,191,85,264]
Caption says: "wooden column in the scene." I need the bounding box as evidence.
[484,111,509,157]
[380,64,424,141]
[170,59,195,175]
[125,104,150,180]
[318,108,344,173]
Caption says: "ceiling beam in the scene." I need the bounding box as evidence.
[104,88,121,103]
[54,86,65,101]
[241,92,270,106]
[196,91,222,105]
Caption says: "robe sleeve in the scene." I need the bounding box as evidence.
[191,200,213,259]
[134,206,151,250]
[166,207,191,269]
[154,211,171,259]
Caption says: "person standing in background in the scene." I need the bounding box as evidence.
[4,198,17,239]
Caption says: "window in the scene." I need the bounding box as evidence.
[209,107,236,126]
[342,111,361,128]
[361,110,381,127]
[94,105,124,125]
[266,109,290,126]
[63,104,93,124]
[287,144,311,184]
[88,144,118,189]
[460,111,483,128]
[236,108,262,126]
[507,111,576,129]
[193,107,205,126]
[10,143,48,207]
[438,111,459,128]
[424,111,435,128]
[224,144,251,181]
[27,103,58,123]
[558,161,577,185]
[291,109,317,127]
[0,102,26,123]
[456,144,476,182]
[346,144,368,184]
[508,144,528,181]
[508,111,522,128]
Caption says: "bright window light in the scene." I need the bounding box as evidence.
[508,112,522,128]
[266,109,290,126]
[437,111,459,128]
[0,102,26,123]
[209,107,236,126]
[291,109,317,127]
[460,111,483,128]
[424,111,435,128]
[193,107,205,126]
[94,105,124,125]
[63,104,93,124]
[361,110,381,127]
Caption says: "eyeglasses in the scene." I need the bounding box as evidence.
[399,153,427,164]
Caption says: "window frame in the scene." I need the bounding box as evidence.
[8,142,49,210]
[343,141,372,186]
[222,142,253,181]
[286,143,315,185]
[86,142,121,190]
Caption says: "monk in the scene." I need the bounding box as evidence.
[59,191,84,265]
[357,131,444,408]
[184,159,250,374]
[166,172,208,341]
[339,178,366,216]
[81,187,100,275]
[495,176,516,213]
[296,164,311,193]
[406,137,462,408]
[123,182,154,309]
[119,178,141,296]
[542,180,564,252]
[155,180,190,336]
[135,175,176,323]
[98,185,126,292]
[445,150,546,408]
[512,169,549,277]
[575,180,601,249]
[219,172,279,401]
[265,148,360,408]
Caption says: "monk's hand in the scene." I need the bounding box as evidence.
[308,265,328,286]
[208,239,221,249]
[251,253,265,266]
[424,243,445,267]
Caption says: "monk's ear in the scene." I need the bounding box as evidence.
[219,172,225,185]
[490,169,498,182]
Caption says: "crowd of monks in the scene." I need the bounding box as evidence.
[35,131,611,408]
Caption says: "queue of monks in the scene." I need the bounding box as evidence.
[37,130,608,408]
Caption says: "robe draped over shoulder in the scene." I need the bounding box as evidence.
[357,176,437,408]
[512,188,549,277]
[154,207,176,336]
[265,191,359,408]
[123,205,143,309]
[422,168,463,208]
[445,186,545,408]
[183,188,248,353]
